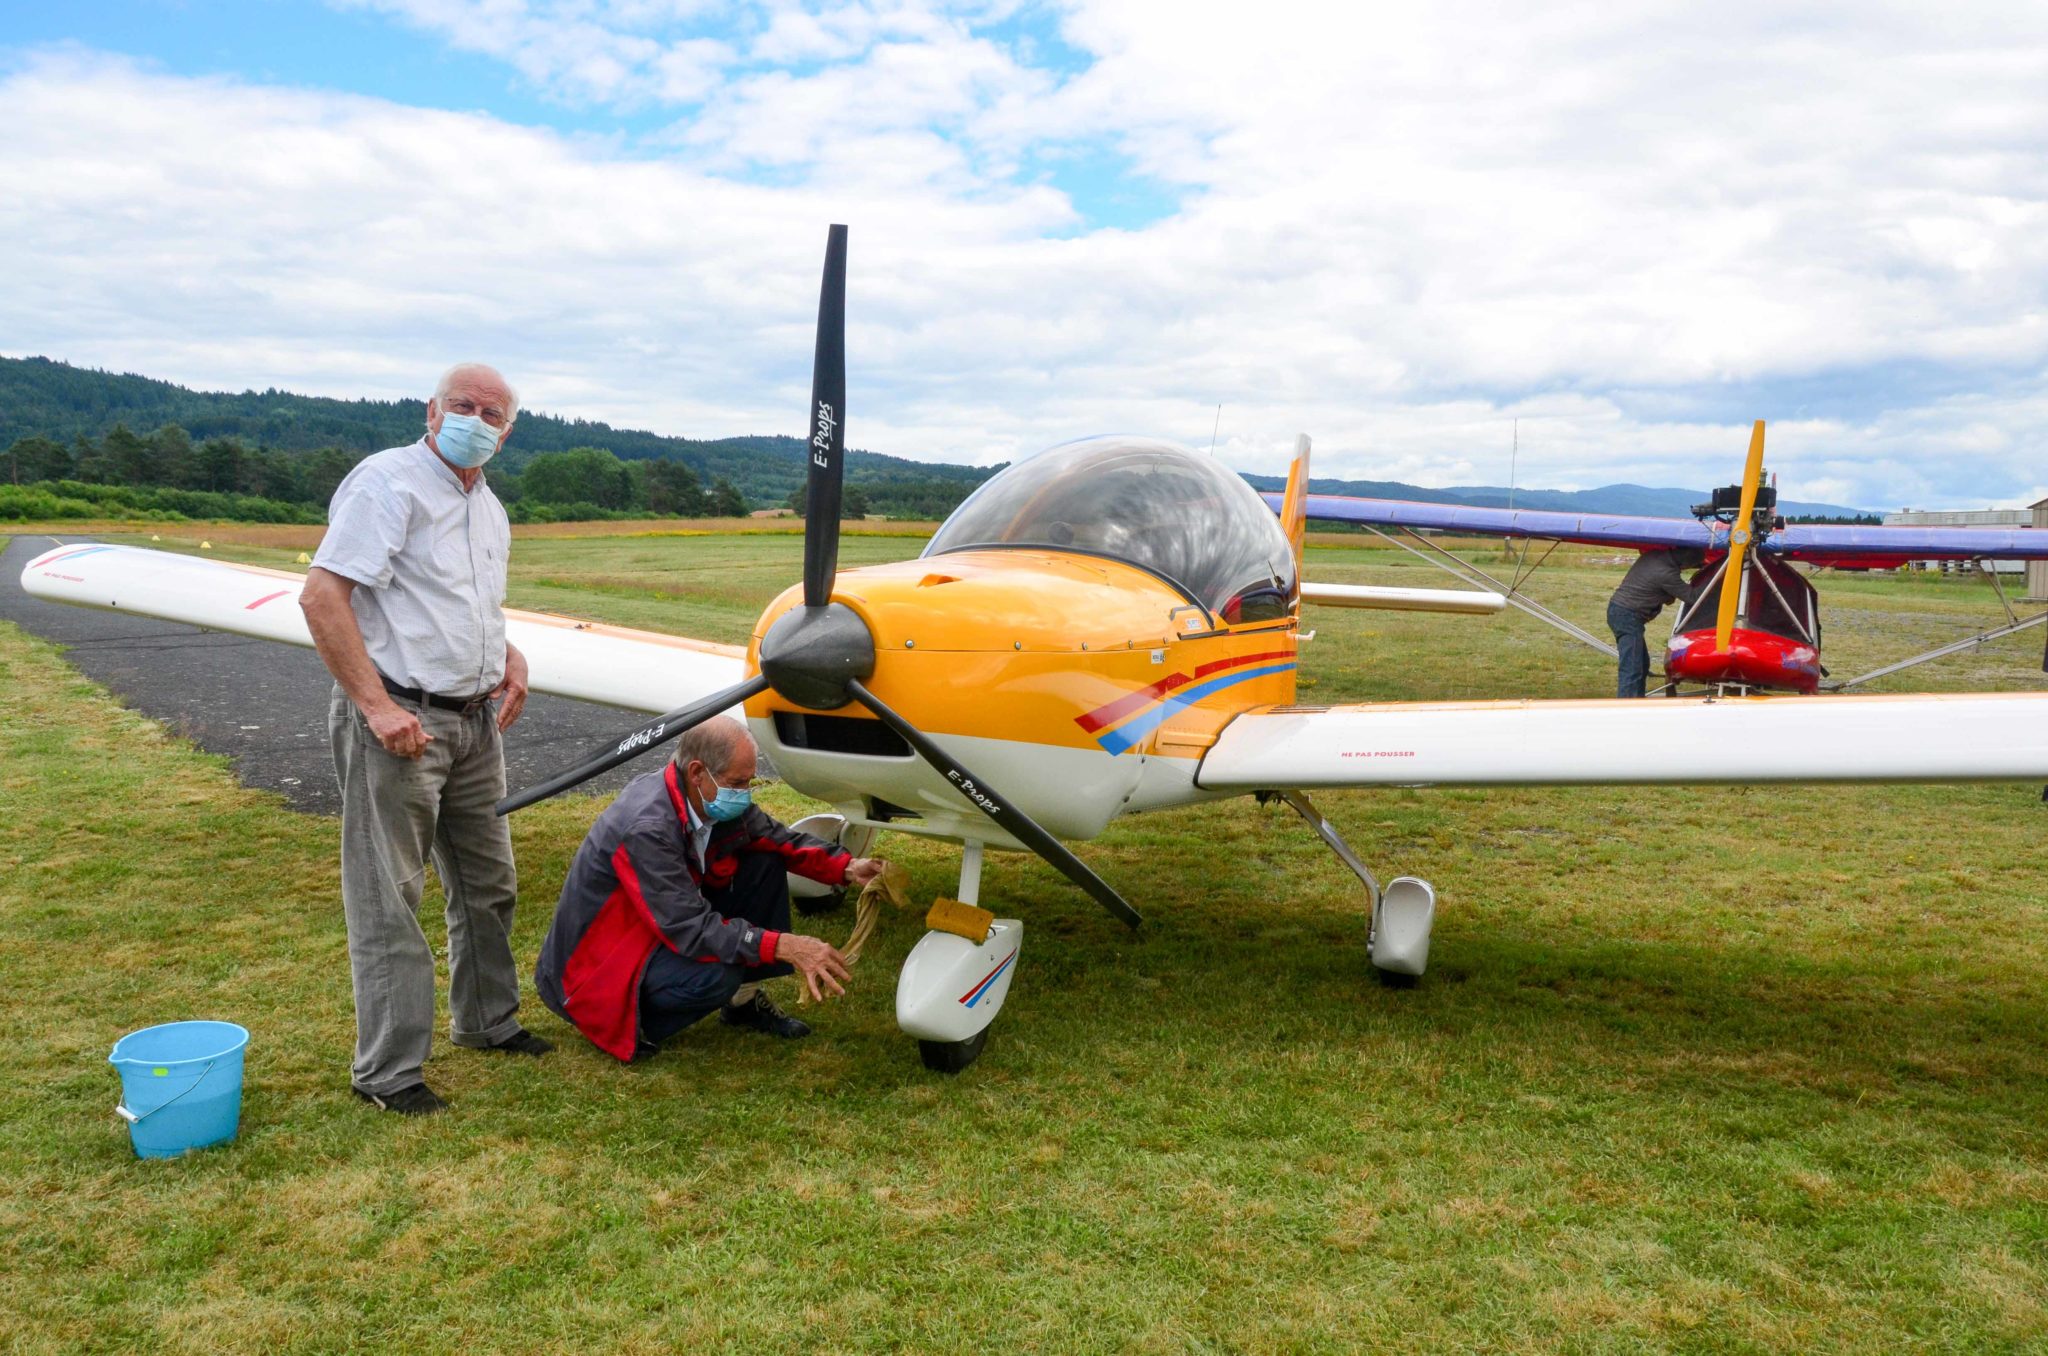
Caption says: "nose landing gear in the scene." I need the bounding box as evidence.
[894,840,1022,1074]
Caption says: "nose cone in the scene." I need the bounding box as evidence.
[757,601,876,710]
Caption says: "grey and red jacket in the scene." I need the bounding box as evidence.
[534,763,850,1060]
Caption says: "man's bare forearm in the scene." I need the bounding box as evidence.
[300,568,396,716]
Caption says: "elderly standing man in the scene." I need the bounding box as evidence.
[536,716,886,1062]
[300,362,550,1116]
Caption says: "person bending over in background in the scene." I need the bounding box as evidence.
[1606,547,1707,698]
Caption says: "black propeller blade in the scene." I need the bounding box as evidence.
[497,224,851,817]
[494,222,1141,929]
[802,223,847,609]
[846,677,1143,930]
[495,674,770,816]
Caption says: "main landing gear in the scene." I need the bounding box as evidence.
[1273,791,1437,986]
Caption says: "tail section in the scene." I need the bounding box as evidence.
[1281,434,1310,582]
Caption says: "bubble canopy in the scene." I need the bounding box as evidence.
[923,437,1299,622]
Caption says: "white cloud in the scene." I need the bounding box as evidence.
[335,0,732,107]
[4,0,2048,510]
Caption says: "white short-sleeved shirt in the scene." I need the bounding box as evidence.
[311,438,510,697]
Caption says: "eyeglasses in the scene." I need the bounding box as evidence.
[439,396,512,426]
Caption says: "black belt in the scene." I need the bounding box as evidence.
[379,673,493,715]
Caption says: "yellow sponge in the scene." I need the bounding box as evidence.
[926,898,994,944]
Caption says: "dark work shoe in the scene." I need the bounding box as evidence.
[486,1029,554,1057]
[719,992,811,1040]
[794,886,848,917]
[353,1082,448,1116]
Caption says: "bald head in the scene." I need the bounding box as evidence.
[672,716,755,780]
[431,363,518,426]
[424,363,519,474]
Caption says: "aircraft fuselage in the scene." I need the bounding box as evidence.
[746,548,1300,844]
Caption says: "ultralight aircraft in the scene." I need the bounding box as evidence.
[1275,426,2048,696]
[24,227,2048,1071]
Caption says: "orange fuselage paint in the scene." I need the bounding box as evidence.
[743,549,1299,760]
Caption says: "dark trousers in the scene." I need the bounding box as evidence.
[638,853,795,1048]
[329,686,522,1096]
[1608,601,1652,698]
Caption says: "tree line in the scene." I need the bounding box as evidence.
[0,425,805,525]
[1,355,995,520]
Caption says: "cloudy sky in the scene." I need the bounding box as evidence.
[3,2,2045,509]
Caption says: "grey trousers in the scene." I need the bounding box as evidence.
[329,685,524,1095]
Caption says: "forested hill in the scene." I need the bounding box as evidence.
[0,356,993,517]
[4,355,1878,522]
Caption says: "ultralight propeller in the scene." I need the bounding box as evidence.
[494,225,1142,929]
[1713,419,1768,651]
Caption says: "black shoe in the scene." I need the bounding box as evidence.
[353,1082,448,1116]
[794,886,848,917]
[486,1029,554,1057]
[719,992,811,1040]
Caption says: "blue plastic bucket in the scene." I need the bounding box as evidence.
[108,1021,249,1159]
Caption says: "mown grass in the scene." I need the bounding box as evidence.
[4,528,2048,1353]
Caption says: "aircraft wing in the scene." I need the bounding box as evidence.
[1266,492,2048,563]
[19,543,745,715]
[1266,492,1713,549]
[1196,692,2048,789]
[1768,522,2048,563]
[1300,582,1505,614]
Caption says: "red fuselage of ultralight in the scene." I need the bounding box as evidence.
[1665,627,1822,694]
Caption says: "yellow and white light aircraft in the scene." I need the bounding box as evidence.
[25,226,2048,1071]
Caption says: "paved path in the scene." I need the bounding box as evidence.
[2,534,717,815]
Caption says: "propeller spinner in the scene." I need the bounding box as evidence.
[495,225,1141,929]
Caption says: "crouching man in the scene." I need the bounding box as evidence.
[535,715,887,1060]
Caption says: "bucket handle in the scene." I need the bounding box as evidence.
[114,1058,216,1125]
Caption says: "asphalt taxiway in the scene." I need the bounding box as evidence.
[2,533,704,814]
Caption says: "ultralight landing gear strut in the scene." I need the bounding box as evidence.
[1276,791,1437,985]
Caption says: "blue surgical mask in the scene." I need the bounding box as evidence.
[705,785,752,823]
[434,411,505,469]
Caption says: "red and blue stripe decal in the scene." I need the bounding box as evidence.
[1076,650,1296,756]
[28,544,117,569]
[959,948,1018,1007]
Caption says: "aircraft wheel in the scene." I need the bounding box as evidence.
[918,1028,989,1074]
[1374,967,1420,989]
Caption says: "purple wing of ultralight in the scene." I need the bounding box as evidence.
[1769,522,2048,561]
[1270,494,1710,549]
[1267,493,2048,561]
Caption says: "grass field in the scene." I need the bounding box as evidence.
[4,526,2048,1353]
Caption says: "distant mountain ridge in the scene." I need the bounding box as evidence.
[3,355,1875,519]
